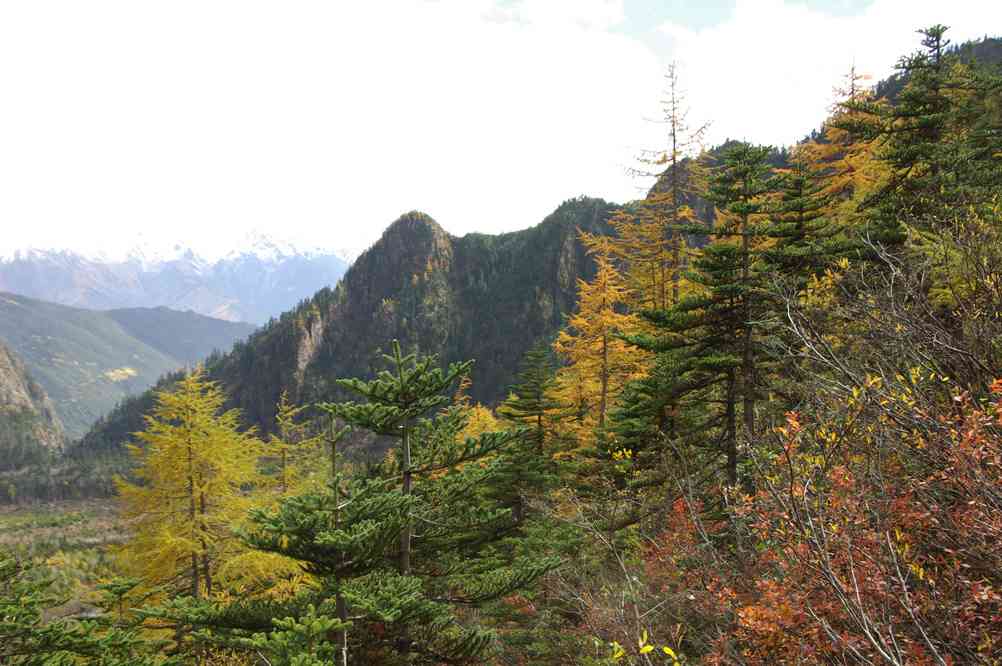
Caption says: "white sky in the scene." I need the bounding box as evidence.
[1,0,999,260]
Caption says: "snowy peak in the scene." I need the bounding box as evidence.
[0,236,351,324]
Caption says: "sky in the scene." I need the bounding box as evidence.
[1,0,999,260]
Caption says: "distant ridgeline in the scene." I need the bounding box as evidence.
[0,243,349,325]
[77,197,616,455]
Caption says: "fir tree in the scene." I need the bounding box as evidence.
[845,26,1002,240]
[496,342,563,521]
[618,142,776,496]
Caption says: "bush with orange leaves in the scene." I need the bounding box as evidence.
[713,377,1002,664]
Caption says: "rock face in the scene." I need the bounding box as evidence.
[79,197,616,451]
[0,341,64,469]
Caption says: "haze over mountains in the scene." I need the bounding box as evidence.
[0,233,350,325]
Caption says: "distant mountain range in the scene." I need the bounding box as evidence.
[79,197,616,453]
[0,293,255,439]
[0,234,350,324]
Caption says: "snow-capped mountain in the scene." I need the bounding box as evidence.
[0,235,350,324]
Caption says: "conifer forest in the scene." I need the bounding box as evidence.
[3,17,1002,666]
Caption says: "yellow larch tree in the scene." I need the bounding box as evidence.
[265,391,325,497]
[803,65,887,222]
[552,242,650,449]
[587,62,709,312]
[116,368,263,600]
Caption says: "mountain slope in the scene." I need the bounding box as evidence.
[106,307,256,364]
[78,197,617,453]
[0,341,64,470]
[0,294,254,438]
[0,242,349,325]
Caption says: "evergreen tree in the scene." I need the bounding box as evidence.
[165,343,557,665]
[0,552,169,665]
[763,147,846,289]
[618,142,775,496]
[705,142,775,451]
[496,342,563,521]
[845,26,1002,240]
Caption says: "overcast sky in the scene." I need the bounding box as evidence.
[1,0,999,260]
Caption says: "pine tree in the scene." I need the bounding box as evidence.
[115,369,263,601]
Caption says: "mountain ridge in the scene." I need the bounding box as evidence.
[78,197,617,453]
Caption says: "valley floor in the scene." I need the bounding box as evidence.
[0,499,125,618]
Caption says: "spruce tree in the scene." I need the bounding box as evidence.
[617,142,776,498]
[495,342,563,521]
[845,26,1002,240]
[763,149,842,286]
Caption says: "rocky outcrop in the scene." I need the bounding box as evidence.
[0,341,64,469]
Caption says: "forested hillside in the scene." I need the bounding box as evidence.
[4,25,1002,666]
[0,294,254,437]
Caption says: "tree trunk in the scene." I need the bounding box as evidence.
[187,441,199,599]
[599,332,609,434]
[726,369,738,487]
[400,425,412,575]
[330,418,349,666]
[199,491,212,597]
[740,210,755,440]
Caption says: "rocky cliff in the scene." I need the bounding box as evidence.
[0,341,64,470]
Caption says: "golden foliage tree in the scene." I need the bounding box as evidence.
[553,243,650,448]
[802,65,887,225]
[589,63,708,311]
[266,391,324,497]
[116,369,263,600]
